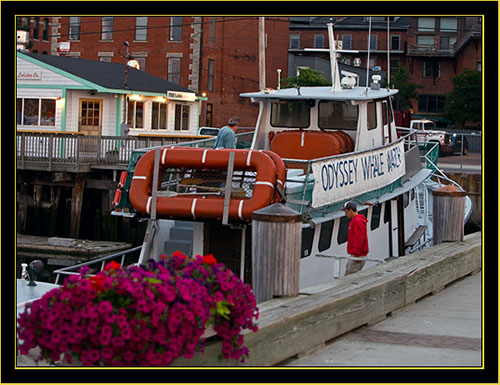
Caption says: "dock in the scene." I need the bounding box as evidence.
[16,234,132,265]
[17,232,481,368]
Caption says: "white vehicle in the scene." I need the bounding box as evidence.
[411,119,447,148]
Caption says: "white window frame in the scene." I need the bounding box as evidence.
[17,97,57,127]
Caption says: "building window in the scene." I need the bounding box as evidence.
[440,35,456,51]
[418,94,445,113]
[127,100,144,129]
[17,98,56,126]
[136,56,146,71]
[290,34,300,49]
[209,17,216,43]
[135,17,148,41]
[423,60,440,78]
[314,34,324,48]
[174,104,190,131]
[152,102,168,130]
[417,17,435,32]
[417,35,435,47]
[440,17,458,32]
[206,103,213,126]
[391,35,400,51]
[42,18,49,41]
[101,17,113,40]
[167,57,181,84]
[342,34,352,50]
[390,57,400,70]
[69,16,81,40]
[33,17,39,39]
[207,59,215,91]
[369,34,377,50]
[170,16,183,41]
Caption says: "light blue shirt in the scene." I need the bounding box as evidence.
[214,126,237,149]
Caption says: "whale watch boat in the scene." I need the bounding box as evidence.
[105,22,472,290]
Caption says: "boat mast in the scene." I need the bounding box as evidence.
[327,22,342,93]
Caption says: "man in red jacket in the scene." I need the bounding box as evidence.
[343,201,369,275]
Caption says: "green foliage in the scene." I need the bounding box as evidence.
[281,67,331,88]
[390,67,423,111]
[444,69,482,125]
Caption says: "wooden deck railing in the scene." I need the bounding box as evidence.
[16,132,205,172]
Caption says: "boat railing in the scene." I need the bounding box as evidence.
[130,131,254,154]
[52,245,142,285]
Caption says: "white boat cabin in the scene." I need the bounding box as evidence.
[241,86,400,157]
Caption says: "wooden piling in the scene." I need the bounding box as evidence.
[252,203,302,303]
[69,174,86,238]
[432,184,467,245]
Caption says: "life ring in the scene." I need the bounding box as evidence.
[261,150,286,203]
[112,171,128,208]
[129,147,286,222]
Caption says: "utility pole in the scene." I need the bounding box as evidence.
[259,17,266,90]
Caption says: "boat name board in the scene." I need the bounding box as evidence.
[311,141,405,208]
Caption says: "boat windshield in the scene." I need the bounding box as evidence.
[318,101,358,130]
[271,100,310,128]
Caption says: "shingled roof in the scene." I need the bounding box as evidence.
[18,52,196,95]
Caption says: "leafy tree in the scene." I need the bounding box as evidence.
[389,67,423,111]
[444,69,481,126]
[281,67,331,88]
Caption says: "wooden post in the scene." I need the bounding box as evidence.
[69,173,86,238]
[432,184,467,245]
[252,203,302,303]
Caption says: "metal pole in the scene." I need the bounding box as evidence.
[259,17,266,90]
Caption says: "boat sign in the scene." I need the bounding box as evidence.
[311,141,405,208]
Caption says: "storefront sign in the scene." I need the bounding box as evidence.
[17,71,42,80]
[58,42,70,55]
[166,90,196,102]
[311,141,406,208]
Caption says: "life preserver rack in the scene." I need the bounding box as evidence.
[128,147,287,222]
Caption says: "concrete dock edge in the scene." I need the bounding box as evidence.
[172,232,481,366]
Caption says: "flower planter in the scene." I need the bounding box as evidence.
[17,252,258,366]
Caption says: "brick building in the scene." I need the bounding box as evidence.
[18,15,482,127]
[21,16,290,129]
[406,16,482,123]
[287,16,481,124]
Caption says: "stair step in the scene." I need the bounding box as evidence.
[164,239,192,256]
[170,227,193,240]
[174,220,193,228]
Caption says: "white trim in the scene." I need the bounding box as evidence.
[238,200,244,220]
[191,198,197,217]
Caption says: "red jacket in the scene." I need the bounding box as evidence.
[347,214,369,257]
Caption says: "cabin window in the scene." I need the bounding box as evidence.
[371,203,382,231]
[403,192,410,208]
[384,201,390,224]
[301,226,315,258]
[367,101,377,130]
[318,101,358,130]
[318,220,334,252]
[271,100,310,128]
[337,216,349,245]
